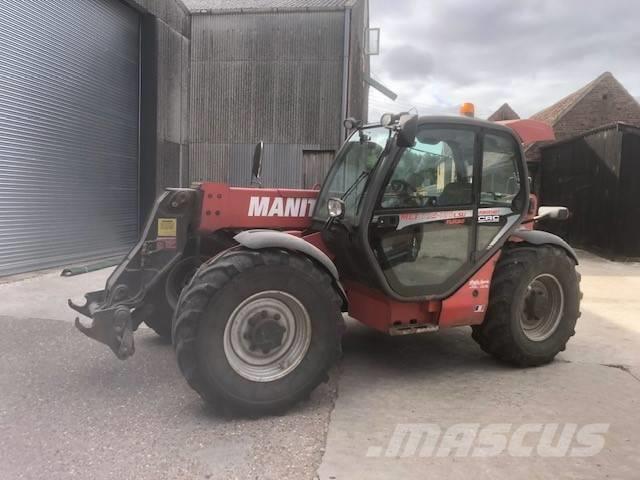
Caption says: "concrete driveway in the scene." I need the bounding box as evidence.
[1,252,639,479]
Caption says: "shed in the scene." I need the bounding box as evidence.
[538,122,640,258]
[0,0,369,276]
[487,103,520,122]
[185,0,369,188]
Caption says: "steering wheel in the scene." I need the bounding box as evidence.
[389,179,416,194]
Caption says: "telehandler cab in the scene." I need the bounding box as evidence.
[71,112,580,414]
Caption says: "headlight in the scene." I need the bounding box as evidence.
[327,198,345,218]
[343,117,361,130]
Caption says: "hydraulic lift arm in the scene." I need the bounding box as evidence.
[69,188,200,359]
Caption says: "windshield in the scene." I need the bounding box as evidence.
[314,127,390,223]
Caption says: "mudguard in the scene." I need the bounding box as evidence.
[509,228,579,264]
[233,229,346,302]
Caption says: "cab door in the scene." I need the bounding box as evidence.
[368,125,524,298]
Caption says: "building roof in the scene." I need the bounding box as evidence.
[531,72,616,126]
[183,0,356,13]
[487,103,520,121]
[539,121,640,149]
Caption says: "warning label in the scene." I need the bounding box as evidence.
[157,218,177,237]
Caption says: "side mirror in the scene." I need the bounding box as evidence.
[537,206,570,221]
[327,197,345,219]
[396,114,418,148]
[252,141,264,180]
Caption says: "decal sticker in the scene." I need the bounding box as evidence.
[156,237,177,250]
[397,210,472,229]
[478,215,501,224]
[469,279,490,289]
[477,208,512,224]
[478,207,512,216]
[157,218,177,237]
[248,196,316,217]
[473,305,486,313]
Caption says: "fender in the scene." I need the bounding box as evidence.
[233,229,347,303]
[509,228,579,264]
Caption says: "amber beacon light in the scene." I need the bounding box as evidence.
[460,102,475,117]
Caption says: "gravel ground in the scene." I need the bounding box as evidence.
[0,315,337,480]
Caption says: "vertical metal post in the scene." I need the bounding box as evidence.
[340,8,351,141]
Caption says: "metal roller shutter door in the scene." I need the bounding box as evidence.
[0,0,140,276]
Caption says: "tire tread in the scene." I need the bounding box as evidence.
[472,245,581,366]
[172,247,343,414]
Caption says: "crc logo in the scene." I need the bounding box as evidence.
[478,215,501,224]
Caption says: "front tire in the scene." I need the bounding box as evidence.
[172,248,343,415]
[472,245,581,366]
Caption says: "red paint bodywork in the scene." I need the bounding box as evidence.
[193,183,510,334]
[497,119,555,145]
[193,115,544,335]
[199,182,317,233]
[344,280,441,332]
[438,252,501,328]
[343,252,500,333]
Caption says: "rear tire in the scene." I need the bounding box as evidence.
[471,245,581,366]
[143,294,173,341]
[172,248,343,415]
[143,256,202,341]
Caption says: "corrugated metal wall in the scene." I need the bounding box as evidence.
[616,130,640,257]
[189,10,345,187]
[539,127,625,256]
[0,0,140,275]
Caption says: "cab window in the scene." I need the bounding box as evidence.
[481,133,521,206]
[477,132,523,252]
[379,128,475,209]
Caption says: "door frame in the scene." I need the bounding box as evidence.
[355,119,530,302]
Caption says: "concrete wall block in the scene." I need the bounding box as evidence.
[156,22,185,144]
[128,0,189,37]
[165,0,190,37]
[131,0,166,22]
[348,0,369,124]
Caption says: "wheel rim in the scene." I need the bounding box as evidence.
[223,291,312,382]
[519,273,564,342]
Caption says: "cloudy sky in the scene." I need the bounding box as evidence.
[367,0,640,121]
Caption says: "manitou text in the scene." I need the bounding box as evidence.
[248,196,317,217]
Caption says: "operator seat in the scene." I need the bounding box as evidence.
[438,181,472,206]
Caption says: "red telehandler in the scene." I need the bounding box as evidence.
[71,112,580,415]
